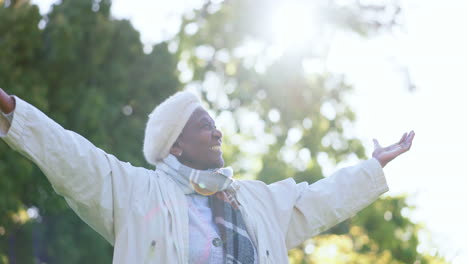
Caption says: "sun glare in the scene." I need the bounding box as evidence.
[269,1,318,49]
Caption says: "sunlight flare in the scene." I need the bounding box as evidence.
[269,1,318,49]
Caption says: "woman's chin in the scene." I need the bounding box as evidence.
[209,157,224,169]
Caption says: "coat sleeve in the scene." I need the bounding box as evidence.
[0,96,151,245]
[284,158,389,249]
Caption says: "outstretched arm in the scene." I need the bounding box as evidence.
[0,89,152,245]
[284,131,415,248]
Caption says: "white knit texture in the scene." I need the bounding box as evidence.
[143,91,201,165]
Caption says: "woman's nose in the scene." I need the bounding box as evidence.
[213,128,222,139]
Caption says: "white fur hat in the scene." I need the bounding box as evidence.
[143,91,202,165]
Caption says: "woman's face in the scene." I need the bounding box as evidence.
[171,107,224,170]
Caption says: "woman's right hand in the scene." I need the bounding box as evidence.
[0,88,15,114]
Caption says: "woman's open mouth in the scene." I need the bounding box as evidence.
[210,145,221,152]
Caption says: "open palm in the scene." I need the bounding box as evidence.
[372,131,415,168]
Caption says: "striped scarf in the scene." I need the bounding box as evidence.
[157,155,256,264]
[209,192,256,264]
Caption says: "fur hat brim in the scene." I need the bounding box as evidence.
[143,91,202,165]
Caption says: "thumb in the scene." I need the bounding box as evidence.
[373,139,381,149]
[0,88,15,114]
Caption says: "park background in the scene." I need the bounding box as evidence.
[1,0,467,263]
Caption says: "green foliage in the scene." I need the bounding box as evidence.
[173,0,448,263]
[0,0,178,262]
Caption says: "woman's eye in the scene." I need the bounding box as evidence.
[202,123,215,129]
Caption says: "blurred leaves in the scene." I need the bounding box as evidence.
[0,0,446,263]
[0,0,178,262]
[174,0,446,263]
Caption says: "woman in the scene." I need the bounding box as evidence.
[0,88,414,263]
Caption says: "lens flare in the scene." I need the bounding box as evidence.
[190,181,218,196]
[269,1,318,49]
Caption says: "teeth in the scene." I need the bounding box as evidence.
[210,146,221,151]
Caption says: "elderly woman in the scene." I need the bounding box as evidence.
[0,88,414,264]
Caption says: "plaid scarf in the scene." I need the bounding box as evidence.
[157,155,256,264]
[209,192,256,264]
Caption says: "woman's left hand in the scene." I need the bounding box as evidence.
[372,131,415,168]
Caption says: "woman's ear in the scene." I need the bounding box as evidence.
[169,141,183,157]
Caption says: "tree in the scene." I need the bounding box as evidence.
[171,0,447,263]
[0,0,178,262]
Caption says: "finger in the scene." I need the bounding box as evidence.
[406,130,415,145]
[373,139,381,149]
[403,130,415,150]
[398,132,408,144]
[0,88,15,114]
